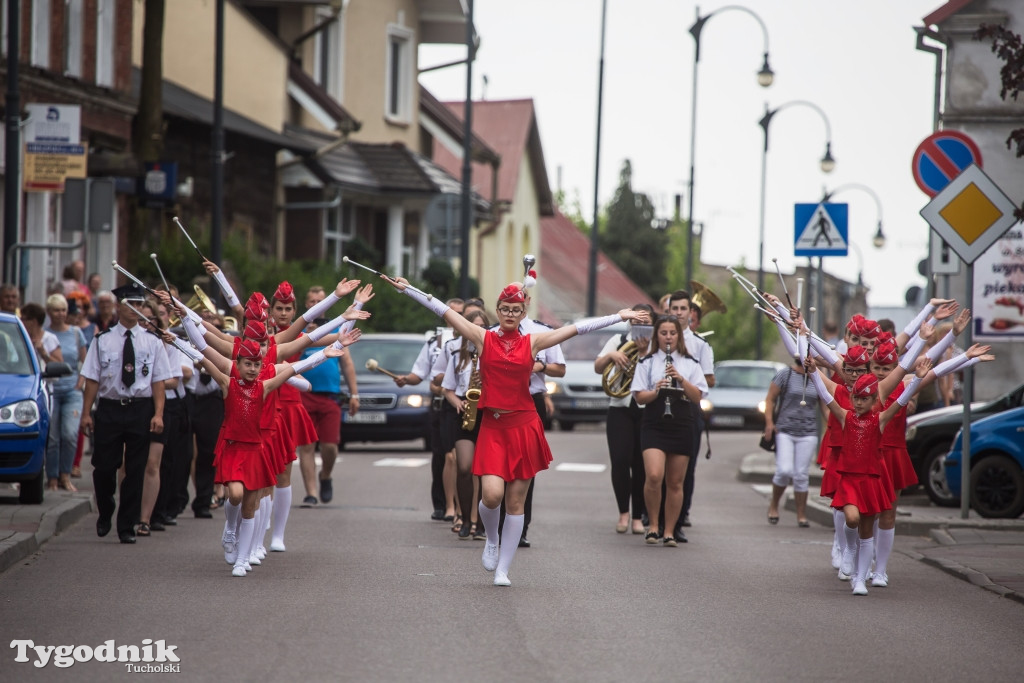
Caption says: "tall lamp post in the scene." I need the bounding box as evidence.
[586,0,609,317]
[686,5,774,288]
[819,182,885,332]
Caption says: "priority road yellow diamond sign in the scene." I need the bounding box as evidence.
[919,164,1019,265]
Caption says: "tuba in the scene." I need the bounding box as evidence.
[602,340,640,398]
[170,285,217,328]
[690,280,727,317]
[461,350,482,431]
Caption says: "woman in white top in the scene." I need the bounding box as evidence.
[630,314,708,547]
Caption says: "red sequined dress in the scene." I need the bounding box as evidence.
[880,382,918,491]
[213,365,276,490]
[472,328,553,481]
[818,383,851,499]
[276,333,318,457]
[830,409,895,516]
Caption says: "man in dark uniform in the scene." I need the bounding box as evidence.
[80,283,172,544]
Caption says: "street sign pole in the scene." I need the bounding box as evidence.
[961,264,973,519]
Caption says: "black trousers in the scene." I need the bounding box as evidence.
[91,398,154,536]
[153,397,188,521]
[429,399,445,512]
[680,411,705,520]
[190,392,224,512]
[606,401,646,519]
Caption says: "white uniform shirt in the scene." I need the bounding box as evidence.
[409,333,444,380]
[162,342,187,400]
[80,323,173,399]
[683,328,715,378]
[441,338,480,396]
[431,337,459,383]
[519,318,566,395]
[630,348,709,399]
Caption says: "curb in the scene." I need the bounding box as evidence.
[0,495,93,575]
[918,554,1024,605]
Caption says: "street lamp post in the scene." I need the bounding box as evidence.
[755,100,835,360]
[586,0,609,317]
[686,4,774,288]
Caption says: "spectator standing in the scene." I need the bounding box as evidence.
[44,294,87,492]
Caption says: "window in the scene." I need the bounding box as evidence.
[95,0,115,87]
[324,199,354,268]
[312,6,344,100]
[64,0,83,78]
[385,24,414,122]
[32,0,51,69]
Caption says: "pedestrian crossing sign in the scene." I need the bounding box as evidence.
[794,203,849,257]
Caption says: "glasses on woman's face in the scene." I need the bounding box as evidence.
[497,306,525,317]
[845,366,869,376]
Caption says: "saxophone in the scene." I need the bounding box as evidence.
[461,350,482,431]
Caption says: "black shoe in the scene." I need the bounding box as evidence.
[96,517,112,538]
[681,514,692,528]
[119,532,136,544]
[319,477,333,504]
[641,513,650,527]
[149,519,166,532]
[301,496,318,508]
[430,509,446,521]
[194,508,213,519]
[458,523,472,540]
[161,515,178,526]
[518,536,530,549]
[674,529,688,544]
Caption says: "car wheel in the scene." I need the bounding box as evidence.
[558,420,575,432]
[923,445,959,507]
[19,468,45,505]
[970,454,1024,519]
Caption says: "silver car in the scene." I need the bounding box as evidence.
[704,360,787,430]
[545,321,628,431]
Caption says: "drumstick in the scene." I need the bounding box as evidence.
[173,216,207,261]
[365,358,401,380]
[795,277,804,312]
[342,256,433,300]
[772,258,795,310]
[150,253,172,294]
[800,307,816,406]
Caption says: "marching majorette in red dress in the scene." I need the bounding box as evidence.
[384,276,650,587]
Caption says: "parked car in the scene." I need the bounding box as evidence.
[340,333,434,450]
[703,360,787,430]
[943,405,1024,519]
[0,313,70,504]
[546,320,628,431]
[905,382,1024,506]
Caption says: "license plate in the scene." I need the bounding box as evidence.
[572,399,608,410]
[711,414,743,427]
[345,411,386,424]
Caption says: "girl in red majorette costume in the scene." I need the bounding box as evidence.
[384,275,650,587]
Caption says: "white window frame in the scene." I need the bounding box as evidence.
[385,24,414,124]
[95,0,115,87]
[323,199,354,267]
[31,0,52,69]
[312,6,344,101]
[64,0,84,78]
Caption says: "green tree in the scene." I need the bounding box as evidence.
[975,23,1024,219]
[601,160,669,300]
[698,274,759,362]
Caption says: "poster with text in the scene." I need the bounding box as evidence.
[974,224,1024,341]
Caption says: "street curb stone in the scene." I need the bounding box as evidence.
[0,495,93,575]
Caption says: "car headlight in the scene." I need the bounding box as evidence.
[0,400,40,428]
[905,425,916,442]
[545,381,562,395]
[700,398,713,413]
[399,394,428,408]
[757,400,766,414]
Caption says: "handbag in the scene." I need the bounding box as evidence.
[758,369,791,452]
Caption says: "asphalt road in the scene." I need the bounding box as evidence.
[2,427,1023,682]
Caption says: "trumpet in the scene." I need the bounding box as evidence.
[170,285,217,328]
[365,358,401,380]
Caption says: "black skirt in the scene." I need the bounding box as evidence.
[640,395,695,456]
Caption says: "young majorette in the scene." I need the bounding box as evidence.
[383,274,650,586]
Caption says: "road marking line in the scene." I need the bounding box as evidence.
[373,458,431,468]
[555,463,607,473]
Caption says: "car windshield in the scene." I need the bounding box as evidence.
[559,330,623,361]
[0,321,33,375]
[716,365,778,390]
[347,338,425,378]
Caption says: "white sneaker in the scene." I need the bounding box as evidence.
[839,548,855,578]
[244,561,252,572]
[870,572,888,587]
[223,537,237,565]
[831,546,842,570]
[269,539,286,552]
[482,543,499,572]
[852,580,868,595]
[493,571,511,587]
[231,565,247,577]
[249,552,261,566]
[256,545,267,560]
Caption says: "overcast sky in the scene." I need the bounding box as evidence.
[419,0,953,308]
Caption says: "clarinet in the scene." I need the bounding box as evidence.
[662,342,675,420]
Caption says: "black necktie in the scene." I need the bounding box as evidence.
[122,330,135,388]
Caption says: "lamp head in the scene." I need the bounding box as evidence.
[820,142,836,173]
[757,53,774,87]
[872,221,886,249]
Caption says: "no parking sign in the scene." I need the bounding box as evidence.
[912,130,982,197]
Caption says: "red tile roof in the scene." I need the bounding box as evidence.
[432,99,554,214]
[535,210,658,326]
[923,0,977,26]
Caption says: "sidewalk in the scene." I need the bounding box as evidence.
[0,481,93,575]
[740,451,1024,604]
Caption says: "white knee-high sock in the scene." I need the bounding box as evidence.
[223,501,240,541]
[843,524,859,553]
[256,498,269,549]
[265,495,272,531]
[856,538,874,584]
[248,506,264,562]
[496,514,524,577]
[872,517,880,564]
[234,518,255,571]
[833,509,845,551]
[271,485,292,545]
[874,527,895,577]
[478,501,501,545]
